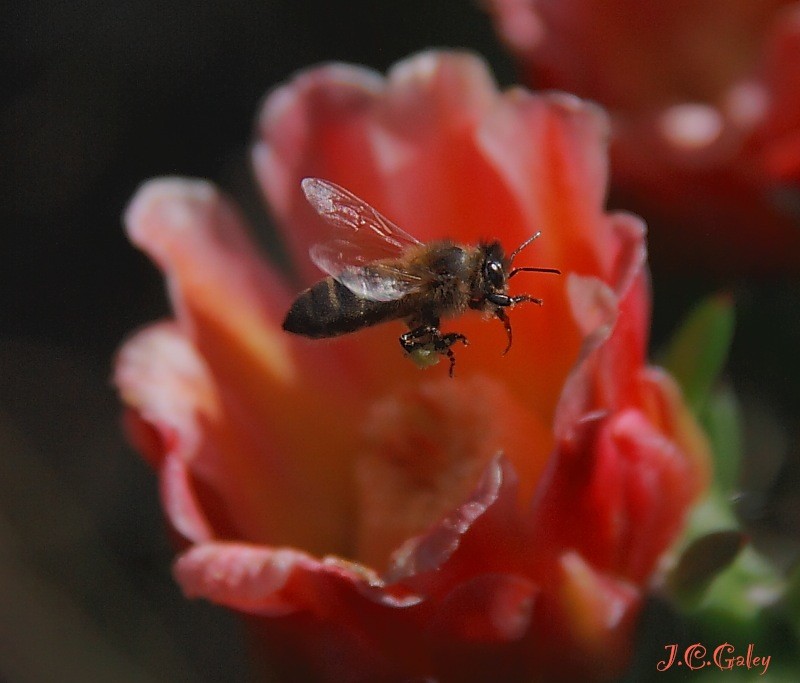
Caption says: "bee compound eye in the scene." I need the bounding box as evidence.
[486,260,505,288]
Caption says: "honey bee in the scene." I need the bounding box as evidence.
[282,178,560,376]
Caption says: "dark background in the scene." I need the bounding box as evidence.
[1,3,513,681]
[1,1,797,681]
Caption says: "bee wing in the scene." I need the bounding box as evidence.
[302,177,422,253]
[310,240,424,302]
[302,178,424,302]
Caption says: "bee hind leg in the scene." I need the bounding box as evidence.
[400,325,468,377]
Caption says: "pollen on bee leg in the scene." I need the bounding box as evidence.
[353,376,546,572]
[407,344,440,369]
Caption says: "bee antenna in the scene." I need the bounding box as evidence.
[509,266,561,278]
[509,232,541,263]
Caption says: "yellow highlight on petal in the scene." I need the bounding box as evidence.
[191,294,296,387]
[236,314,295,385]
[559,551,634,651]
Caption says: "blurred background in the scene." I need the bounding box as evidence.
[1,1,798,681]
[1,3,512,681]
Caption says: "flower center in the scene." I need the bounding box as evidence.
[354,375,541,572]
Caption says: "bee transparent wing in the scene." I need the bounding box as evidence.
[310,240,423,302]
[302,178,424,302]
[302,177,422,251]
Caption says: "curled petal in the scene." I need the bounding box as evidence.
[125,178,294,382]
[115,323,218,542]
[567,274,617,341]
[555,212,648,442]
[123,179,360,555]
[385,455,517,585]
[599,410,698,581]
[386,456,522,595]
[175,543,421,616]
[115,322,217,468]
[533,406,703,584]
[356,376,550,570]
[637,366,713,495]
[476,90,612,276]
[176,544,429,682]
[159,451,216,545]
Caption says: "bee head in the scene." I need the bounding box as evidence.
[472,233,559,355]
[475,233,559,312]
[471,241,511,311]
[483,242,508,289]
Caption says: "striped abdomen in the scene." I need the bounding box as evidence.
[282,277,404,338]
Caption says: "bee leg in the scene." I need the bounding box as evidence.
[399,325,437,368]
[399,324,437,353]
[440,332,468,347]
[489,293,543,307]
[495,308,513,355]
[425,331,466,377]
[400,326,468,376]
[445,347,457,377]
[488,294,541,355]
[510,294,543,306]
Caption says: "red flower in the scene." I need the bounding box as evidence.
[115,51,710,681]
[486,0,800,274]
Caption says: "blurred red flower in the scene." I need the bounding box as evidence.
[115,51,710,682]
[486,0,800,274]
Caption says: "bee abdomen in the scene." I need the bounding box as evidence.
[282,277,399,338]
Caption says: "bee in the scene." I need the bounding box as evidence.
[282,178,560,376]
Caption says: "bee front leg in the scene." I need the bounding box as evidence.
[495,308,513,355]
[488,293,543,308]
[400,325,468,377]
[488,294,543,355]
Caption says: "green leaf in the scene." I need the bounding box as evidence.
[785,563,800,641]
[683,487,739,542]
[694,544,784,639]
[661,293,735,414]
[665,487,786,638]
[700,385,742,494]
[666,489,782,637]
[668,529,747,604]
